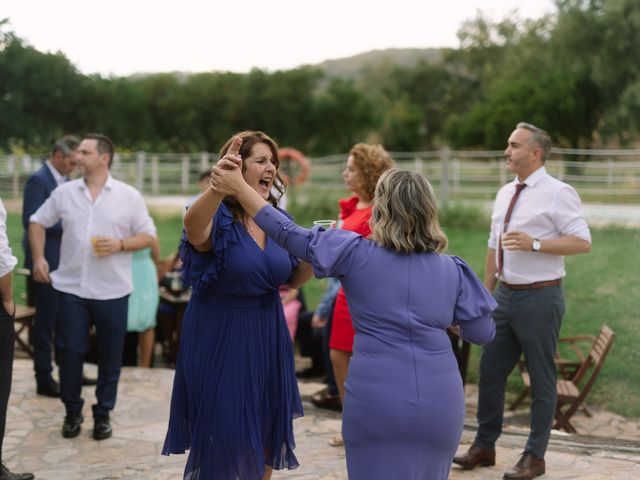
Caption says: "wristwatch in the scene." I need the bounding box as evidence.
[532,239,541,252]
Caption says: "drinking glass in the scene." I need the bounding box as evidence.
[91,235,104,256]
[499,221,521,251]
[313,219,337,229]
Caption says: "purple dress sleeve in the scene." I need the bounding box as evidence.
[451,255,497,345]
[179,204,239,294]
[255,205,362,278]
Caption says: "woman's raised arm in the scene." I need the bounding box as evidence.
[184,137,242,251]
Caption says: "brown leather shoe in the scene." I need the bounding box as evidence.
[452,444,496,469]
[503,453,545,479]
[311,391,342,412]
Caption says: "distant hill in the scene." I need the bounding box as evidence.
[313,48,444,80]
[125,48,445,81]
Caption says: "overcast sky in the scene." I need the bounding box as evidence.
[3,0,555,77]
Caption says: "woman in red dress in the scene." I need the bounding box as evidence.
[328,144,394,445]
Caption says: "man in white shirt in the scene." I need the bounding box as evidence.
[29,134,157,441]
[0,197,35,480]
[22,135,79,398]
[453,123,591,480]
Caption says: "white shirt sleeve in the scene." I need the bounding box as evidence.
[552,186,592,243]
[30,187,63,228]
[129,191,157,237]
[0,199,18,278]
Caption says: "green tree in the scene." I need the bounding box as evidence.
[311,78,377,154]
[442,10,603,149]
[0,21,86,151]
[238,67,321,151]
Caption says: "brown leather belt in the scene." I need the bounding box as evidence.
[500,279,561,290]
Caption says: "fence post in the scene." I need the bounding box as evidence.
[440,146,450,209]
[414,156,423,174]
[22,154,32,174]
[112,153,121,177]
[607,158,613,187]
[181,155,190,192]
[452,157,460,193]
[10,155,19,198]
[6,155,15,175]
[136,151,146,192]
[499,158,507,186]
[200,152,209,173]
[151,155,159,194]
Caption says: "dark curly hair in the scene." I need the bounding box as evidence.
[219,131,285,221]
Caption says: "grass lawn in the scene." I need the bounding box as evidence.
[7,211,639,418]
[445,226,640,419]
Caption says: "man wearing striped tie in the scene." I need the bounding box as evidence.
[453,122,592,480]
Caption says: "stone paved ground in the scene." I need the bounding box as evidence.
[3,360,640,479]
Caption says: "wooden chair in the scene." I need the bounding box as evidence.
[14,268,37,358]
[14,305,36,357]
[513,325,615,433]
[553,325,615,433]
[510,331,599,415]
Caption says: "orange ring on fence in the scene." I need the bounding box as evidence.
[278,148,311,185]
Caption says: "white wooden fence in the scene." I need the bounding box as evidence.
[2,148,639,204]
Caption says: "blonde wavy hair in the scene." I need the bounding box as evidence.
[370,169,448,254]
[350,143,395,200]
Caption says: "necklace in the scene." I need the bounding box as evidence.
[245,218,260,244]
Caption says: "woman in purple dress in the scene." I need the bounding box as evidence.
[162,131,312,480]
[212,158,497,480]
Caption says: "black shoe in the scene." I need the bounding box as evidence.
[62,411,83,438]
[0,462,34,480]
[82,375,97,386]
[93,414,112,440]
[36,379,60,398]
[296,366,325,378]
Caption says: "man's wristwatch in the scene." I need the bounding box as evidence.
[532,239,541,252]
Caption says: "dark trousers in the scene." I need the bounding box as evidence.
[0,305,15,460]
[475,284,564,458]
[322,308,339,397]
[30,278,60,385]
[296,311,325,373]
[56,292,128,417]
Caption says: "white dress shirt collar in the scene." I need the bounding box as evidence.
[45,160,66,186]
[75,174,120,208]
[516,165,546,188]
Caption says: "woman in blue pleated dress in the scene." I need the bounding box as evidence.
[162,131,312,480]
[211,164,497,480]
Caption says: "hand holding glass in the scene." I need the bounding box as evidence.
[91,236,112,256]
[500,222,527,251]
[91,236,102,255]
[313,220,337,229]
